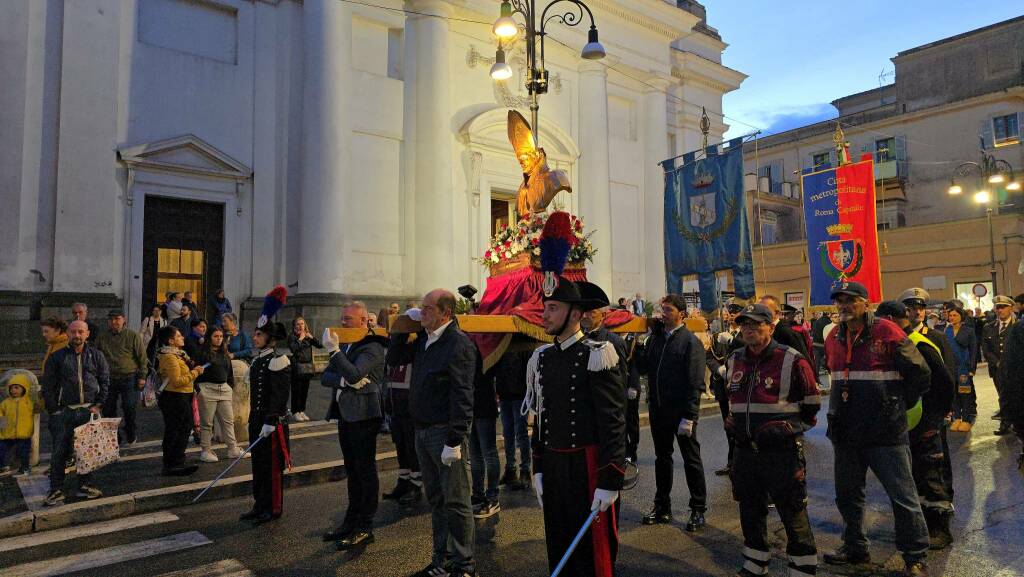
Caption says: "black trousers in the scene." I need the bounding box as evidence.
[249,417,290,516]
[909,424,952,514]
[390,411,420,473]
[625,396,640,462]
[339,418,381,529]
[290,374,313,414]
[712,378,736,468]
[159,391,193,469]
[650,412,707,511]
[103,376,138,442]
[732,442,817,576]
[541,446,618,577]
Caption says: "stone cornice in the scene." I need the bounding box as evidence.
[672,50,745,94]
[588,0,699,40]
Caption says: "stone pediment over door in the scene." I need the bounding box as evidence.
[117,134,252,180]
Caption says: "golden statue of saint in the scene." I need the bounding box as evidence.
[507,110,572,216]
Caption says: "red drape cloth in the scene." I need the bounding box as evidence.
[471,265,633,370]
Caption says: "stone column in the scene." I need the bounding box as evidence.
[406,0,454,294]
[577,60,613,292]
[643,77,671,299]
[298,0,351,295]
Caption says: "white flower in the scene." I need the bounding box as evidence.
[491,253,500,263]
[504,251,512,259]
[533,247,541,256]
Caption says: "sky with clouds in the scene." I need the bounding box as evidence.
[709,2,1022,139]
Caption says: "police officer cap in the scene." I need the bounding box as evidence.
[725,297,744,313]
[875,300,908,320]
[541,277,608,312]
[898,287,930,307]
[781,303,799,314]
[735,304,773,324]
[993,295,1014,307]
[830,281,868,300]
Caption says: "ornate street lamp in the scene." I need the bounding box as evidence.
[947,152,1020,295]
[490,0,606,146]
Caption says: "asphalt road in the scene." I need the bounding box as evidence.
[3,374,1023,577]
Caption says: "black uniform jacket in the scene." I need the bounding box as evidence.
[907,328,955,428]
[529,333,626,490]
[982,318,1016,377]
[249,348,291,426]
[386,319,477,448]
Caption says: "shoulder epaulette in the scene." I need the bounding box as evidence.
[269,355,291,372]
[582,338,619,372]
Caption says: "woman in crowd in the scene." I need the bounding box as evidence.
[140,304,166,351]
[185,318,207,358]
[287,316,321,422]
[945,304,978,432]
[193,326,241,462]
[213,289,232,327]
[222,313,254,362]
[155,325,204,476]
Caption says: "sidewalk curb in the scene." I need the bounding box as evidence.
[0,402,718,538]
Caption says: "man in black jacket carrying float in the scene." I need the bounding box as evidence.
[320,301,389,550]
[637,294,709,531]
[387,289,478,577]
[526,278,626,577]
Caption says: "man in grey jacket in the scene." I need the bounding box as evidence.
[387,289,478,577]
[320,301,388,551]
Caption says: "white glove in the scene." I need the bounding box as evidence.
[533,473,544,508]
[590,488,619,512]
[440,444,461,466]
[406,308,422,322]
[627,388,638,401]
[677,418,694,437]
[718,365,728,378]
[717,331,734,345]
[322,328,339,354]
[259,424,276,438]
[347,377,370,390]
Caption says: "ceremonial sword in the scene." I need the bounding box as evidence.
[550,508,600,577]
[192,435,264,503]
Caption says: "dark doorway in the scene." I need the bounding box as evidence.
[142,196,225,323]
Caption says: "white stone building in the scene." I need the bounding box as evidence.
[0,0,742,343]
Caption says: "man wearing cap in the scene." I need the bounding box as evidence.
[724,304,820,577]
[240,320,291,526]
[823,281,932,576]
[983,295,1017,435]
[525,278,625,577]
[707,299,745,476]
[95,309,148,445]
[758,296,812,361]
[637,294,708,531]
[875,301,956,550]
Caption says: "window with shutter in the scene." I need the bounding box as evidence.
[875,137,895,163]
[993,114,1020,147]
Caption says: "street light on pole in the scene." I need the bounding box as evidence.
[490,0,606,146]
[947,152,1020,296]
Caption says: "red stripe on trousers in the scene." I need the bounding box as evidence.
[584,445,616,577]
[270,429,283,516]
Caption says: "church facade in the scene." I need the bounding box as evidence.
[0,0,742,345]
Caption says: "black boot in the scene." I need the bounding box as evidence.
[383,478,411,500]
[517,469,532,491]
[499,469,518,486]
[823,545,870,565]
[928,511,953,550]
[641,505,672,525]
[399,482,423,505]
[685,509,706,532]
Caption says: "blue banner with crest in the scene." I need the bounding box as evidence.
[661,138,755,311]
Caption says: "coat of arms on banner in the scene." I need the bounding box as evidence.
[689,192,717,228]
[819,239,864,280]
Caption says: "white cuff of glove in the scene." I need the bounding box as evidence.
[717,365,727,378]
[627,388,638,400]
[440,444,461,466]
[321,328,339,354]
[259,424,276,438]
[677,418,694,437]
[590,488,619,512]
[533,473,544,508]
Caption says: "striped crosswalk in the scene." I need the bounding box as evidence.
[0,512,253,577]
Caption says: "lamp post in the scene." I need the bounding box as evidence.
[947,152,1020,296]
[490,0,606,146]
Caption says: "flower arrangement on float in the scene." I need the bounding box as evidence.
[477,211,597,271]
